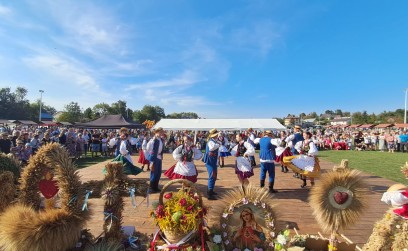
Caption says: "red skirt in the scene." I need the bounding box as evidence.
[138,151,150,165]
[275,148,293,162]
[164,163,198,183]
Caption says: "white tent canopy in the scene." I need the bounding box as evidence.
[152,119,286,131]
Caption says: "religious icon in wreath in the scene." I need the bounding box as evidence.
[216,185,277,250]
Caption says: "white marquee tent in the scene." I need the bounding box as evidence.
[152,119,286,131]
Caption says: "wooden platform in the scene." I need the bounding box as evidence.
[78,153,395,247]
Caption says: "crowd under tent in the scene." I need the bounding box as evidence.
[152,118,286,131]
[75,114,144,129]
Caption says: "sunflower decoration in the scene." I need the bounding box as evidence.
[309,164,367,251]
[210,184,278,250]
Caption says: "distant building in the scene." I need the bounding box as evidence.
[302,118,317,127]
[330,117,351,126]
[40,112,53,121]
[284,115,300,126]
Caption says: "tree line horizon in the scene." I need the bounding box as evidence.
[0,87,405,125]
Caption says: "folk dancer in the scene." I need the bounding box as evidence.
[285,125,304,178]
[256,130,278,193]
[113,127,143,176]
[164,135,203,183]
[246,128,257,167]
[202,128,221,200]
[272,131,292,173]
[146,127,165,193]
[283,131,320,188]
[138,131,151,171]
[230,134,255,187]
[218,132,231,168]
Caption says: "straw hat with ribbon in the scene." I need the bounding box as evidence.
[208,129,219,139]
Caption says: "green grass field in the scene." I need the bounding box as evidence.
[73,152,112,169]
[319,150,408,184]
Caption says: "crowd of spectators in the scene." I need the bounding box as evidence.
[1,125,407,166]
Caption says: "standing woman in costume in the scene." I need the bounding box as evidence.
[283,131,320,188]
[202,128,221,200]
[246,128,257,167]
[146,127,165,193]
[230,133,255,187]
[138,131,151,171]
[218,132,231,168]
[272,131,292,173]
[164,135,203,183]
[113,127,143,176]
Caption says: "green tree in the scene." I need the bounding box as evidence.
[133,105,166,123]
[83,107,94,120]
[166,112,199,119]
[335,109,343,116]
[111,100,127,117]
[0,87,31,120]
[92,103,111,117]
[56,102,82,123]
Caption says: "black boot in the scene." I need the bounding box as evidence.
[221,160,224,168]
[260,180,265,188]
[269,182,278,193]
[284,166,289,173]
[154,181,161,192]
[281,166,284,172]
[301,178,307,188]
[207,189,217,200]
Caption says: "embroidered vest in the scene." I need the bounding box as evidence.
[236,142,247,157]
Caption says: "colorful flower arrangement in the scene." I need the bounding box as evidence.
[273,227,290,251]
[151,188,207,235]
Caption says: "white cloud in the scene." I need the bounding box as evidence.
[22,54,99,90]
[230,20,284,57]
[126,70,202,91]
[0,4,11,16]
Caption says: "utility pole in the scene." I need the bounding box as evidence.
[405,89,408,124]
[39,90,44,122]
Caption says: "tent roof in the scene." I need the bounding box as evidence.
[359,124,375,128]
[12,120,38,125]
[153,119,286,131]
[75,114,144,129]
[59,122,72,126]
[394,123,408,128]
[375,123,394,128]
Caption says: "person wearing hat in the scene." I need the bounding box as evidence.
[285,125,304,155]
[30,134,40,155]
[257,130,278,193]
[146,127,165,193]
[0,133,12,154]
[202,128,221,200]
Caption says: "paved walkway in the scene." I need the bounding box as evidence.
[78,153,395,247]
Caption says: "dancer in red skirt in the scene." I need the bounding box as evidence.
[272,131,292,173]
[164,135,203,183]
[138,131,151,171]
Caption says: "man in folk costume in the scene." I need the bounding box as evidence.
[202,128,221,200]
[258,130,278,193]
[146,127,165,193]
[246,128,257,167]
[285,125,304,155]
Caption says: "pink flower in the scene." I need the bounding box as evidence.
[187,205,194,211]
[179,198,187,206]
[164,192,173,199]
[155,205,164,217]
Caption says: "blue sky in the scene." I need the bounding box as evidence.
[0,1,407,118]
